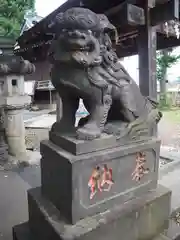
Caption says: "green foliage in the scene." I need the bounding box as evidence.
[0,0,35,39]
[156,50,180,82]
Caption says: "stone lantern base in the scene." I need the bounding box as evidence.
[0,129,8,164]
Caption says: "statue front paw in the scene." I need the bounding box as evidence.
[76,124,101,140]
[51,121,75,134]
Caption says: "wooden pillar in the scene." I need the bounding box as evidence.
[138,0,157,100]
[138,0,157,136]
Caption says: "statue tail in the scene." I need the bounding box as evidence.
[146,96,159,108]
[146,96,162,122]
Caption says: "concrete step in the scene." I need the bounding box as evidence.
[159,168,180,212]
[152,218,180,240]
[163,219,180,240]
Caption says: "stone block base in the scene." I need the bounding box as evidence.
[40,138,160,224]
[13,185,171,240]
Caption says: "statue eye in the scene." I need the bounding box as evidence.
[87,19,93,24]
[68,15,76,21]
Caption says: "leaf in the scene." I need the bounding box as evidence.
[0,0,35,38]
[156,50,180,82]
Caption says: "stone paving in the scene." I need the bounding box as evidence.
[23,109,51,122]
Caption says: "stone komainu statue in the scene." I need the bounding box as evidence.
[49,7,162,140]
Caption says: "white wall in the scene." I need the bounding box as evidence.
[121,55,139,85]
[24,81,35,95]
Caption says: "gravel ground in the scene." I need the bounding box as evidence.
[25,128,49,150]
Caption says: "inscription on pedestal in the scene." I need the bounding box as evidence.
[80,149,156,208]
[132,152,150,182]
[88,164,114,200]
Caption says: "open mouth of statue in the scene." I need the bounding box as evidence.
[71,45,91,51]
[70,42,95,52]
[65,39,94,52]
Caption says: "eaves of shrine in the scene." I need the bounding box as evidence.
[14,0,180,61]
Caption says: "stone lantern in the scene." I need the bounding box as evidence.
[0,107,8,164]
[0,55,35,161]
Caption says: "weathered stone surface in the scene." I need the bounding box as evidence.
[49,131,117,155]
[13,223,32,240]
[163,218,180,240]
[0,55,35,76]
[49,7,162,141]
[152,234,171,240]
[40,137,160,224]
[4,108,28,159]
[152,216,180,240]
[12,185,171,240]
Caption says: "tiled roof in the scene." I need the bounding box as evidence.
[19,11,43,36]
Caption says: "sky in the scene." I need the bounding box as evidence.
[35,1,180,84]
[35,0,66,17]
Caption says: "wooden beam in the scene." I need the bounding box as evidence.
[150,0,179,26]
[156,23,178,38]
[116,33,180,58]
[105,1,138,16]
[116,44,137,58]
[107,3,145,27]
[157,33,180,50]
[15,32,180,61]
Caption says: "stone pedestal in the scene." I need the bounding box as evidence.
[13,134,172,240]
[13,185,171,240]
